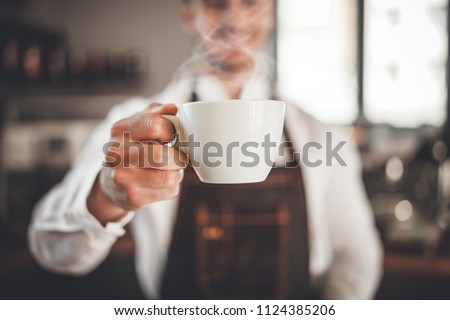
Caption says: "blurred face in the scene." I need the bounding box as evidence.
[181,0,274,71]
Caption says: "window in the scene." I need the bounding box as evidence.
[277,0,448,128]
[277,0,358,124]
[364,0,447,127]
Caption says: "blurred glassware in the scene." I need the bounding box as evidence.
[126,49,147,84]
[2,37,20,82]
[87,49,107,82]
[22,41,43,82]
[107,47,127,81]
[68,48,88,82]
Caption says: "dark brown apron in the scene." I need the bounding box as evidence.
[160,92,310,299]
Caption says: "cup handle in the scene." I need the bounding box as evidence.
[162,114,182,149]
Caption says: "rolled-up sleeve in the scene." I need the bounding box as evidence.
[28,99,145,275]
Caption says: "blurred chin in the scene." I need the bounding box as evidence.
[207,46,257,70]
[225,49,254,64]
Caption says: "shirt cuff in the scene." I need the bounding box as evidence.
[75,164,135,238]
[82,208,135,237]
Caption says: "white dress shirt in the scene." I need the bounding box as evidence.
[28,68,383,299]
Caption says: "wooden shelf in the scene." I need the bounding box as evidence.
[384,252,450,276]
[0,83,148,99]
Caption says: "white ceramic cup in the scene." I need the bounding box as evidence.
[163,99,285,184]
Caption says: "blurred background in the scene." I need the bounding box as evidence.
[1,0,450,299]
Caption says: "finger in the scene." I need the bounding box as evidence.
[106,142,188,170]
[114,168,184,188]
[111,112,177,142]
[127,143,188,169]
